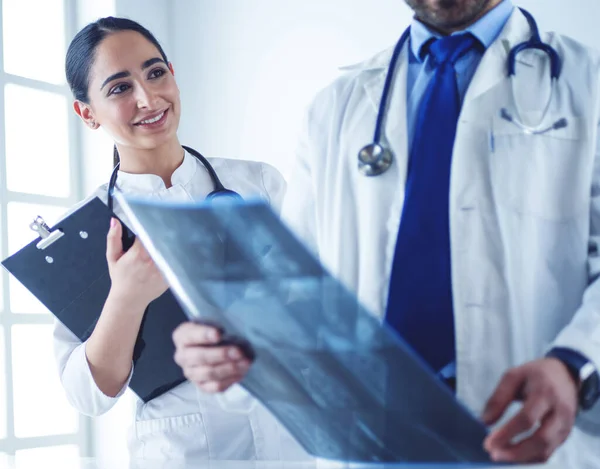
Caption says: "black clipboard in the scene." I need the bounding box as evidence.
[1,197,188,402]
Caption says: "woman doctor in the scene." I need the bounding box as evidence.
[54,17,308,460]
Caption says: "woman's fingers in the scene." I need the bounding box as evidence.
[105,218,124,264]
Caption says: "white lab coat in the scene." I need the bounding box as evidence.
[282,9,600,468]
[53,151,310,460]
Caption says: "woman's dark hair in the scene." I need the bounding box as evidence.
[65,17,170,167]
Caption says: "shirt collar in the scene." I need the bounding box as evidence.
[410,0,515,61]
[115,148,198,194]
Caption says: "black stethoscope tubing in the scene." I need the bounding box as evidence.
[107,145,242,212]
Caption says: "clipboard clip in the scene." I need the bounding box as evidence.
[30,216,64,250]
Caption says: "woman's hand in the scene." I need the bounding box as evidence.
[106,217,168,309]
[85,218,168,397]
[173,322,252,393]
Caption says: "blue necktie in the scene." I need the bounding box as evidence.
[386,34,480,372]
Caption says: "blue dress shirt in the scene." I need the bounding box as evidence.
[406,0,515,150]
[403,0,514,379]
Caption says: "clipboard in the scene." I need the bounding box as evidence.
[1,197,188,403]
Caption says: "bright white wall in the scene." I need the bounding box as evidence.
[170,0,600,177]
[171,0,411,176]
[516,0,600,49]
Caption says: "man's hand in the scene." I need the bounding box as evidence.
[482,358,579,463]
[173,322,252,393]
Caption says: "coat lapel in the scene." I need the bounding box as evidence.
[463,8,533,108]
[361,46,395,111]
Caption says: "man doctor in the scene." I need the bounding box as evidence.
[173,0,600,465]
[279,0,600,465]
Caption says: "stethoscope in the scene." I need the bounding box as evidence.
[358,8,568,177]
[107,145,242,212]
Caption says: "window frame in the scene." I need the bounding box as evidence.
[0,0,93,457]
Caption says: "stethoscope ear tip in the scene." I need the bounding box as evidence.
[553,118,568,130]
[500,108,514,123]
[500,107,568,135]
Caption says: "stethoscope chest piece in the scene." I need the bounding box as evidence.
[358,143,393,176]
[206,188,243,204]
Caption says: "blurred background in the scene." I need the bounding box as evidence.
[0,0,598,465]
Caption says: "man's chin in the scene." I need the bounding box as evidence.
[409,0,495,32]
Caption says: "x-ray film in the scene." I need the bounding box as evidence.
[115,193,493,464]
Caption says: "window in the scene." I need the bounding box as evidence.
[0,0,117,457]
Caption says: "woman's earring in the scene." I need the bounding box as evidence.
[90,121,97,129]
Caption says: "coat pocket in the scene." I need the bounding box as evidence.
[134,412,209,460]
[488,112,590,221]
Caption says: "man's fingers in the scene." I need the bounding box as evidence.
[183,360,250,385]
[173,322,221,347]
[482,358,579,463]
[482,367,527,425]
[106,218,124,263]
[197,376,245,394]
[488,412,566,463]
[484,390,552,452]
[174,344,245,367]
